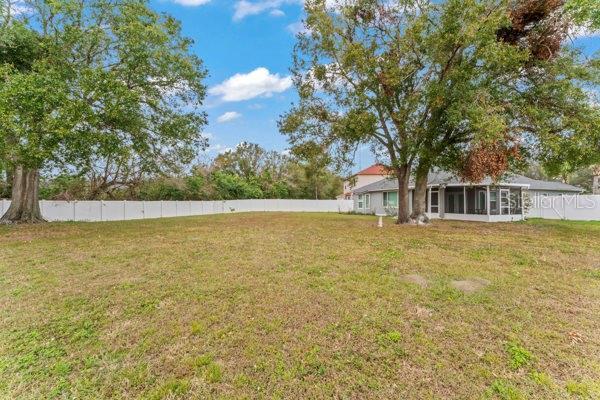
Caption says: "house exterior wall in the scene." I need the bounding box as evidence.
[353,191,384,214]
[343,175,392,199]
[354,190,416,215]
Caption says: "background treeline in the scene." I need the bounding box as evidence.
[0,142,342,201]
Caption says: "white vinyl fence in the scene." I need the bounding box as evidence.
[0,199,354,222]
[527,194,600,221]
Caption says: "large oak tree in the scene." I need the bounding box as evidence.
[280,0,599,223]
[0,0,207,223]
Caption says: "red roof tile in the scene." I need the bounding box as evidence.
[355,164,391,176]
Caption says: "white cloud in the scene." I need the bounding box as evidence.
[287,21,311,35]
[171,0,211,5]
[269,8,285,16]
[205,144,233,154]
[571,26,600,39]
[217,111,242,123]
[208,67,292,102]
[203,132,214,139]
[232,0,345,21]
[233,0,283,21]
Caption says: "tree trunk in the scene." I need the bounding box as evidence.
[592,165,600,195]
[4,166,13,194]
[395,164,411,224]
[410,162,430,225]
[0,165,45,224]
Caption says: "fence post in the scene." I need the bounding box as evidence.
[100,200,103,221]
[72,201,76,221]
[160,200,163,218]
[123,200,126,220]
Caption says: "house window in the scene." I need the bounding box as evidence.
[430,189,439,213]
[358,194,370,209]
[383,192,398,207]
[477,190,486,211]
[500,189,510,215]
[490,190,498,213]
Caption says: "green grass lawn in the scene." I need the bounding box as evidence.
[1,213,599,399]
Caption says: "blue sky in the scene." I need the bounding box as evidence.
[150,0,314,163]
[150,0,598,173]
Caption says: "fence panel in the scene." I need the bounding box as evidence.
[3,196,599,222]
[74,201,102,221]
[43,201,76,221]
[161,201,177,218]
[124,201,145,220]
[143,201,162,219]
[102,201,125,221]
[0,198,354,222]
[528,194,600,221]
[190,201,203,216]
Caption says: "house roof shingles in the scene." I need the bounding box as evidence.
[354,170,583,194]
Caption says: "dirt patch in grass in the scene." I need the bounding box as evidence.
[402,274,429,288]
[1,214,599,399]
[451,277,491,293]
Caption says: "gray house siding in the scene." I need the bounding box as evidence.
[354,190,415,215]
[353,191,384,214]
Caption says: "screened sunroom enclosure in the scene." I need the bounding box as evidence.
[360,184,526,222]
[353,170,581,222]
[425,185,525,222]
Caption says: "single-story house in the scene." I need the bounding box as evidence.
[353,171,583,222]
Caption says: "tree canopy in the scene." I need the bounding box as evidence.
[0,0,208,222]
[280,0,599,223]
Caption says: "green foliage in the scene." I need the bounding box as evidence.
[205,363,223,383]
[138,178,187,201]
[565,380,592,397]
[565,0,600,30]
[378,330,402,344]
[506,342,532,370]
[147,378,190,399]
[487,379,523,400]
[530,371,554,387]
[0,0,208,215]
[281,0,600,207]
[211,171,264,200]
[190,322,205,336]
[193,354,213,368]
[39,174,87,200]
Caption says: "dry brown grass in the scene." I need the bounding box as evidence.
[0,213,599,399]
